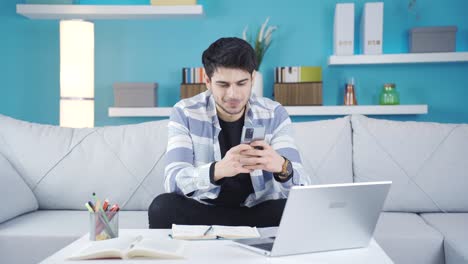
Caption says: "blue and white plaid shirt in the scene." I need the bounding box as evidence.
[164,90,310,207]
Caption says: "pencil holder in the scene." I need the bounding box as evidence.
[89,211,119,241]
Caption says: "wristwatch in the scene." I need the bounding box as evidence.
[274,156,293,179]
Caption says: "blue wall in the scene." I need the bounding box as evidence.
[1,0,467,126]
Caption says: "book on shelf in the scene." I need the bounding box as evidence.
[182,67,205,84]
[67,235,185,260]
[171,224,261,240]
[151,0,197,6]
[275,66,322,83]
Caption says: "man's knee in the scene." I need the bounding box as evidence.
[149,193,181,215]
[148,192,186,229]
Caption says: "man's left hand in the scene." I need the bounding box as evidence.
[239,140,285,173]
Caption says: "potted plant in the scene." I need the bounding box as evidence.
[242,17,277,97]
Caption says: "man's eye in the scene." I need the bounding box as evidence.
[220,84,229,88]
[238,82,247,86]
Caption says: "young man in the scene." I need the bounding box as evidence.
[148,37,309,228]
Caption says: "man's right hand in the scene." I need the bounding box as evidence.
[214,144,253,182]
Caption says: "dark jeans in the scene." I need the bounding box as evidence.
[148,193,287,228]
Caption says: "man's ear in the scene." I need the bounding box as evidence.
[204,73,211,90]
[251,70,256,84]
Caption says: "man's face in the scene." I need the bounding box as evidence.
[206,67,254,120]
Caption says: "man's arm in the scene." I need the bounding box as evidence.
[164,106,219,198]
[242,105,310,189]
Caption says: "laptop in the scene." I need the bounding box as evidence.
[233,181,391,257]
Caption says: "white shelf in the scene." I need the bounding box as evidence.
[328,52,468,65]
[108,105,428,117]
[284,105,428,116]
[109,107,172,117]
[16,4,203,19]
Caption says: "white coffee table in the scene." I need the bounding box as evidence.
[40,229,394,264]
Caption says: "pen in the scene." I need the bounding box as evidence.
[88,201,95,212]
[102,199,109,211]
[203,226,213,236]
[85,202,94,213]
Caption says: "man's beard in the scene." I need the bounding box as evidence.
[216,101,245,116]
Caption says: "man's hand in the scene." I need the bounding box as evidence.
[214,144,254,181]
[240,140,285,173]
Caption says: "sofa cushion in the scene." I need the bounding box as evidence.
[292,116,353,184]
[351,115,468,212]
[0,152,38,224]
[374,212,444,264]
[421,213,468,264]
[0,114,168,211]
[0,210,148,264]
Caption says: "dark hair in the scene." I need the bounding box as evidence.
[202,37,257,79]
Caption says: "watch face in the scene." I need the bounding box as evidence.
[286,160,293,175]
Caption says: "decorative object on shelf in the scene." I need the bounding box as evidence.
[344,77,357,106]
[180,84,206,99]
[333,3,354,56]
[252,71,263,97]
[180,67,206,99]
[113,83,158,107]
[361,2,384,55]
[409,26,457,53]
[242,17,277,97]
[274,66,322,106]
[274,83,322,106]
[379,83,400,105]
[60,20,94,128]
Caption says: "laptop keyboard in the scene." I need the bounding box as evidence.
[252,242,274,251]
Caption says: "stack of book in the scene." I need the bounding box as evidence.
[182,67,205,84]
[181,67,206,99]
[274,66,323,106]
[151,0,197,5]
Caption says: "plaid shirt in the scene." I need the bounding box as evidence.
[164,90,310,207]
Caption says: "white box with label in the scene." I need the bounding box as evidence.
[360,2,384,54]
[334,3,355,56]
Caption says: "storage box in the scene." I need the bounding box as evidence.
[180,83,206,99]
[360,2,384,55]
[409,26,457,53]
[113,83,157,107]
[334,3,355,56]
[274,82,322,106]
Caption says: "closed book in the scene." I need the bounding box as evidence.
[361,2,384,55]
[299,66,322,82]
[334,3,354,55]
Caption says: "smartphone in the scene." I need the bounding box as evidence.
[241,126,265,149]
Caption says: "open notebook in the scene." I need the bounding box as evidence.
[68,235,185,260]
[171,224,261,240]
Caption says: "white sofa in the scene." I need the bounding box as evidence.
[0,114,467,264]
